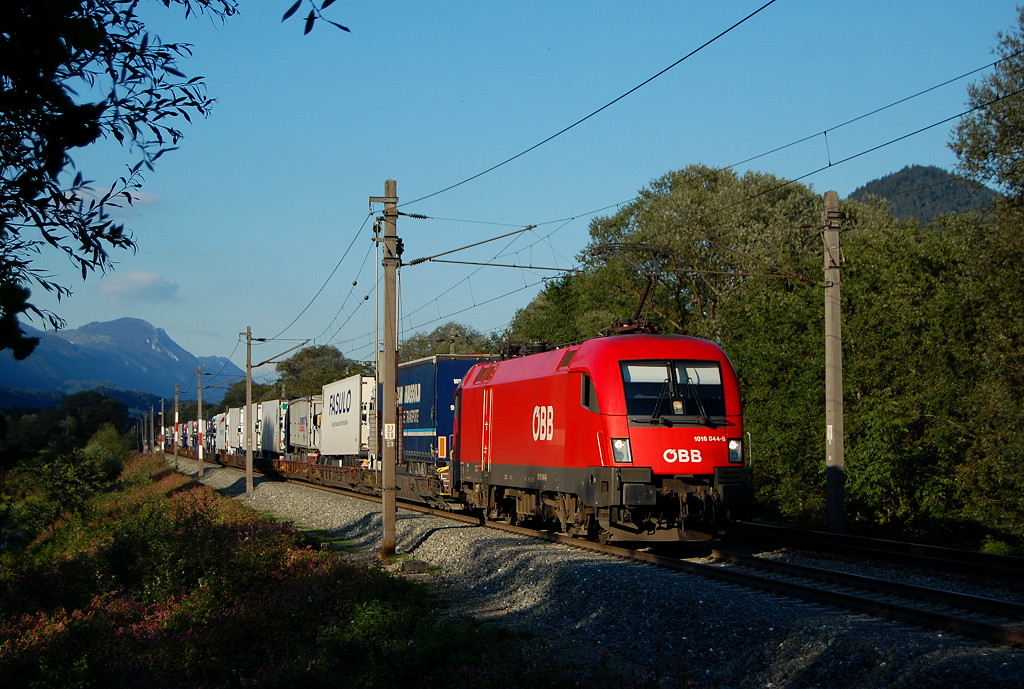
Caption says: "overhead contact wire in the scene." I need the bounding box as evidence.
[267,213,373,342]
[401,0,780,207]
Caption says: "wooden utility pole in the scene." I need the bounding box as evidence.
[244,326,254,494]
[822,190,846,533]
[371,179,400,559]
[196,366,204,479]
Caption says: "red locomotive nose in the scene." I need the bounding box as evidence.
[453,334,751,542]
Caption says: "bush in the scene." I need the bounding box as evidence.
[1,454,716,689]
[81,424,130,481]
[0,424,131,550]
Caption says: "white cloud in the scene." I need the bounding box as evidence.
[72,188,161,213]
[98,272,181,305]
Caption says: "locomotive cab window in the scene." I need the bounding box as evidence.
[620,360,726,421]
[580,373,600,413]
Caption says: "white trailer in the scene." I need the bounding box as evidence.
[320,374,375,463]
[259,400,288,456]
[227,407,243,454]
[214,412,228,453]
[288,395,322,457]
[248,402,260,454]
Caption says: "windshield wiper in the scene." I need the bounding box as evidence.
[649,380,670,422]
[686,379,711,425]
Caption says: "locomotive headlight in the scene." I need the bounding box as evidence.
[611,438,633,464]
[728,438,743,464]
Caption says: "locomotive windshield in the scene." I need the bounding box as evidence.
[620,360,727,422]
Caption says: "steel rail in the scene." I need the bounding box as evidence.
[185,456,1024,648]
[725,522,1024,583]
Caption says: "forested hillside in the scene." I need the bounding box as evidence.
[502,164,1024,549]
[849,165,999,222]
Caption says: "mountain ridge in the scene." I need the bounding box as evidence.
[0,318,241,406]
[849,164,999,222]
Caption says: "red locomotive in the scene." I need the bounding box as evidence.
[452,333,752,542]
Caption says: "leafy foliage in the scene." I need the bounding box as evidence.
[1,0,350,360]
[282,0,351,35]
[216,379,275,411]
[1,422,131,549]
[951,7,1024,199]
[0,390,131,471]
[275,344,372,397]
[507,166,819,344]
[399,321,502,361]
[1,1,241,359]
[507,163,1024,547]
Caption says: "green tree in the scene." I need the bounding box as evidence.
[1,0,239,359]
[945,205,1024,539]
[1,1,348,360]
[507,165,819,343]
[951,7,1024,200]
[714,257,824,524]
[838,202,974,531]
[275,345,371,398]
[947,9,1024,541]
[399,322,500,362]
[218,380,274,411]
[49,390,131,457]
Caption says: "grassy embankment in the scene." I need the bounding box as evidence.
[0,453,708,688]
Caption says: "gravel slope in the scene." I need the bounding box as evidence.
[179,460,1024,688]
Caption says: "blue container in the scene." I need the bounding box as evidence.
[397,354,496,465]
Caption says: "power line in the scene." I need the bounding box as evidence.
[422,258,575,272]
[412,215,529,228]
[401,0,780,207]
[726,49,1024,171]
[407,225,537,266]
[749,85,1024,202]
[267,213,373,342]
[401,279,548,338]
[498,72,1024,283]
[402,223,557,324]
[475,85,1024,293]
[314,238,377,344]
[237,38,1019,367]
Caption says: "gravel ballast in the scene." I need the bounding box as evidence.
[178,460,1024,688]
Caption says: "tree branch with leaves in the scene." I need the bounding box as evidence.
[1,0,349,360]
[0,0,241,358]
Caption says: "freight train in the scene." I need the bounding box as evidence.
[169,334,753,542]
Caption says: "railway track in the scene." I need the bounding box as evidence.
[723,521,1024,583]
[697,546,1024,648]
[497,527,1024,649]
[183,455,1024,648]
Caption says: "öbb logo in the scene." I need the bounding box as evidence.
[663,449,703,463]
[532,405,554,441]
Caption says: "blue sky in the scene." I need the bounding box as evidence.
[28,1,1021,380]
